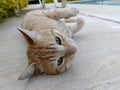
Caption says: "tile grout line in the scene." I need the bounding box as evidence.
[79,12,120,24]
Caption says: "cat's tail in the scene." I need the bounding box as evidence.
[71,18,84,34]
[64,18,84,34]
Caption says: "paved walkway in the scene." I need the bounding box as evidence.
[0,4,120,90]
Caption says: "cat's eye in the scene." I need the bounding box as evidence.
[55,37,61,45]
[57,57,63,66]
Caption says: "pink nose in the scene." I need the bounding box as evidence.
[66,45,77,55]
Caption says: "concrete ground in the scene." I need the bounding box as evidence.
[0,4,120,90]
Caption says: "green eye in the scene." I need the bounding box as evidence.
[55,37,61,45]
[57,57,63,66]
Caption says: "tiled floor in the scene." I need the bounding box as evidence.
[0,4,120,90]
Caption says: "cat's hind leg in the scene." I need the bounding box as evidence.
[70,18,84,35]
[43,8,79,20]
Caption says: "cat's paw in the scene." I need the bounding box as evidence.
[76,18,84,25]
[67,8,79,18]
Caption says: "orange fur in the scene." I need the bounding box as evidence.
[18,8,84,80]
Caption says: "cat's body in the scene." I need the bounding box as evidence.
[18,8,84,80]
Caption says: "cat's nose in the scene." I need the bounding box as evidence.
[66,45,77,55]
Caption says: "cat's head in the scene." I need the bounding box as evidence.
[17,28,77,80]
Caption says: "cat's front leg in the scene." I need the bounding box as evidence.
[71,18,84,35]
[43,8,79,19]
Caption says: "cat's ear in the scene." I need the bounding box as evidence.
[17,27,37,44]
[18,64,43,80]
[18,64,35,80]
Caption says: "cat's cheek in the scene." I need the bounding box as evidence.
[59,67,66,73]
[49,61,58,68]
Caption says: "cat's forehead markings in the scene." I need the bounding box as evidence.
[50,29,61,36]
[50,29,62,39]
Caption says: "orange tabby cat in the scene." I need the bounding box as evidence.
[18,8,84,80]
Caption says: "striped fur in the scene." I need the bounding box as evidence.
[18,8,84,80]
